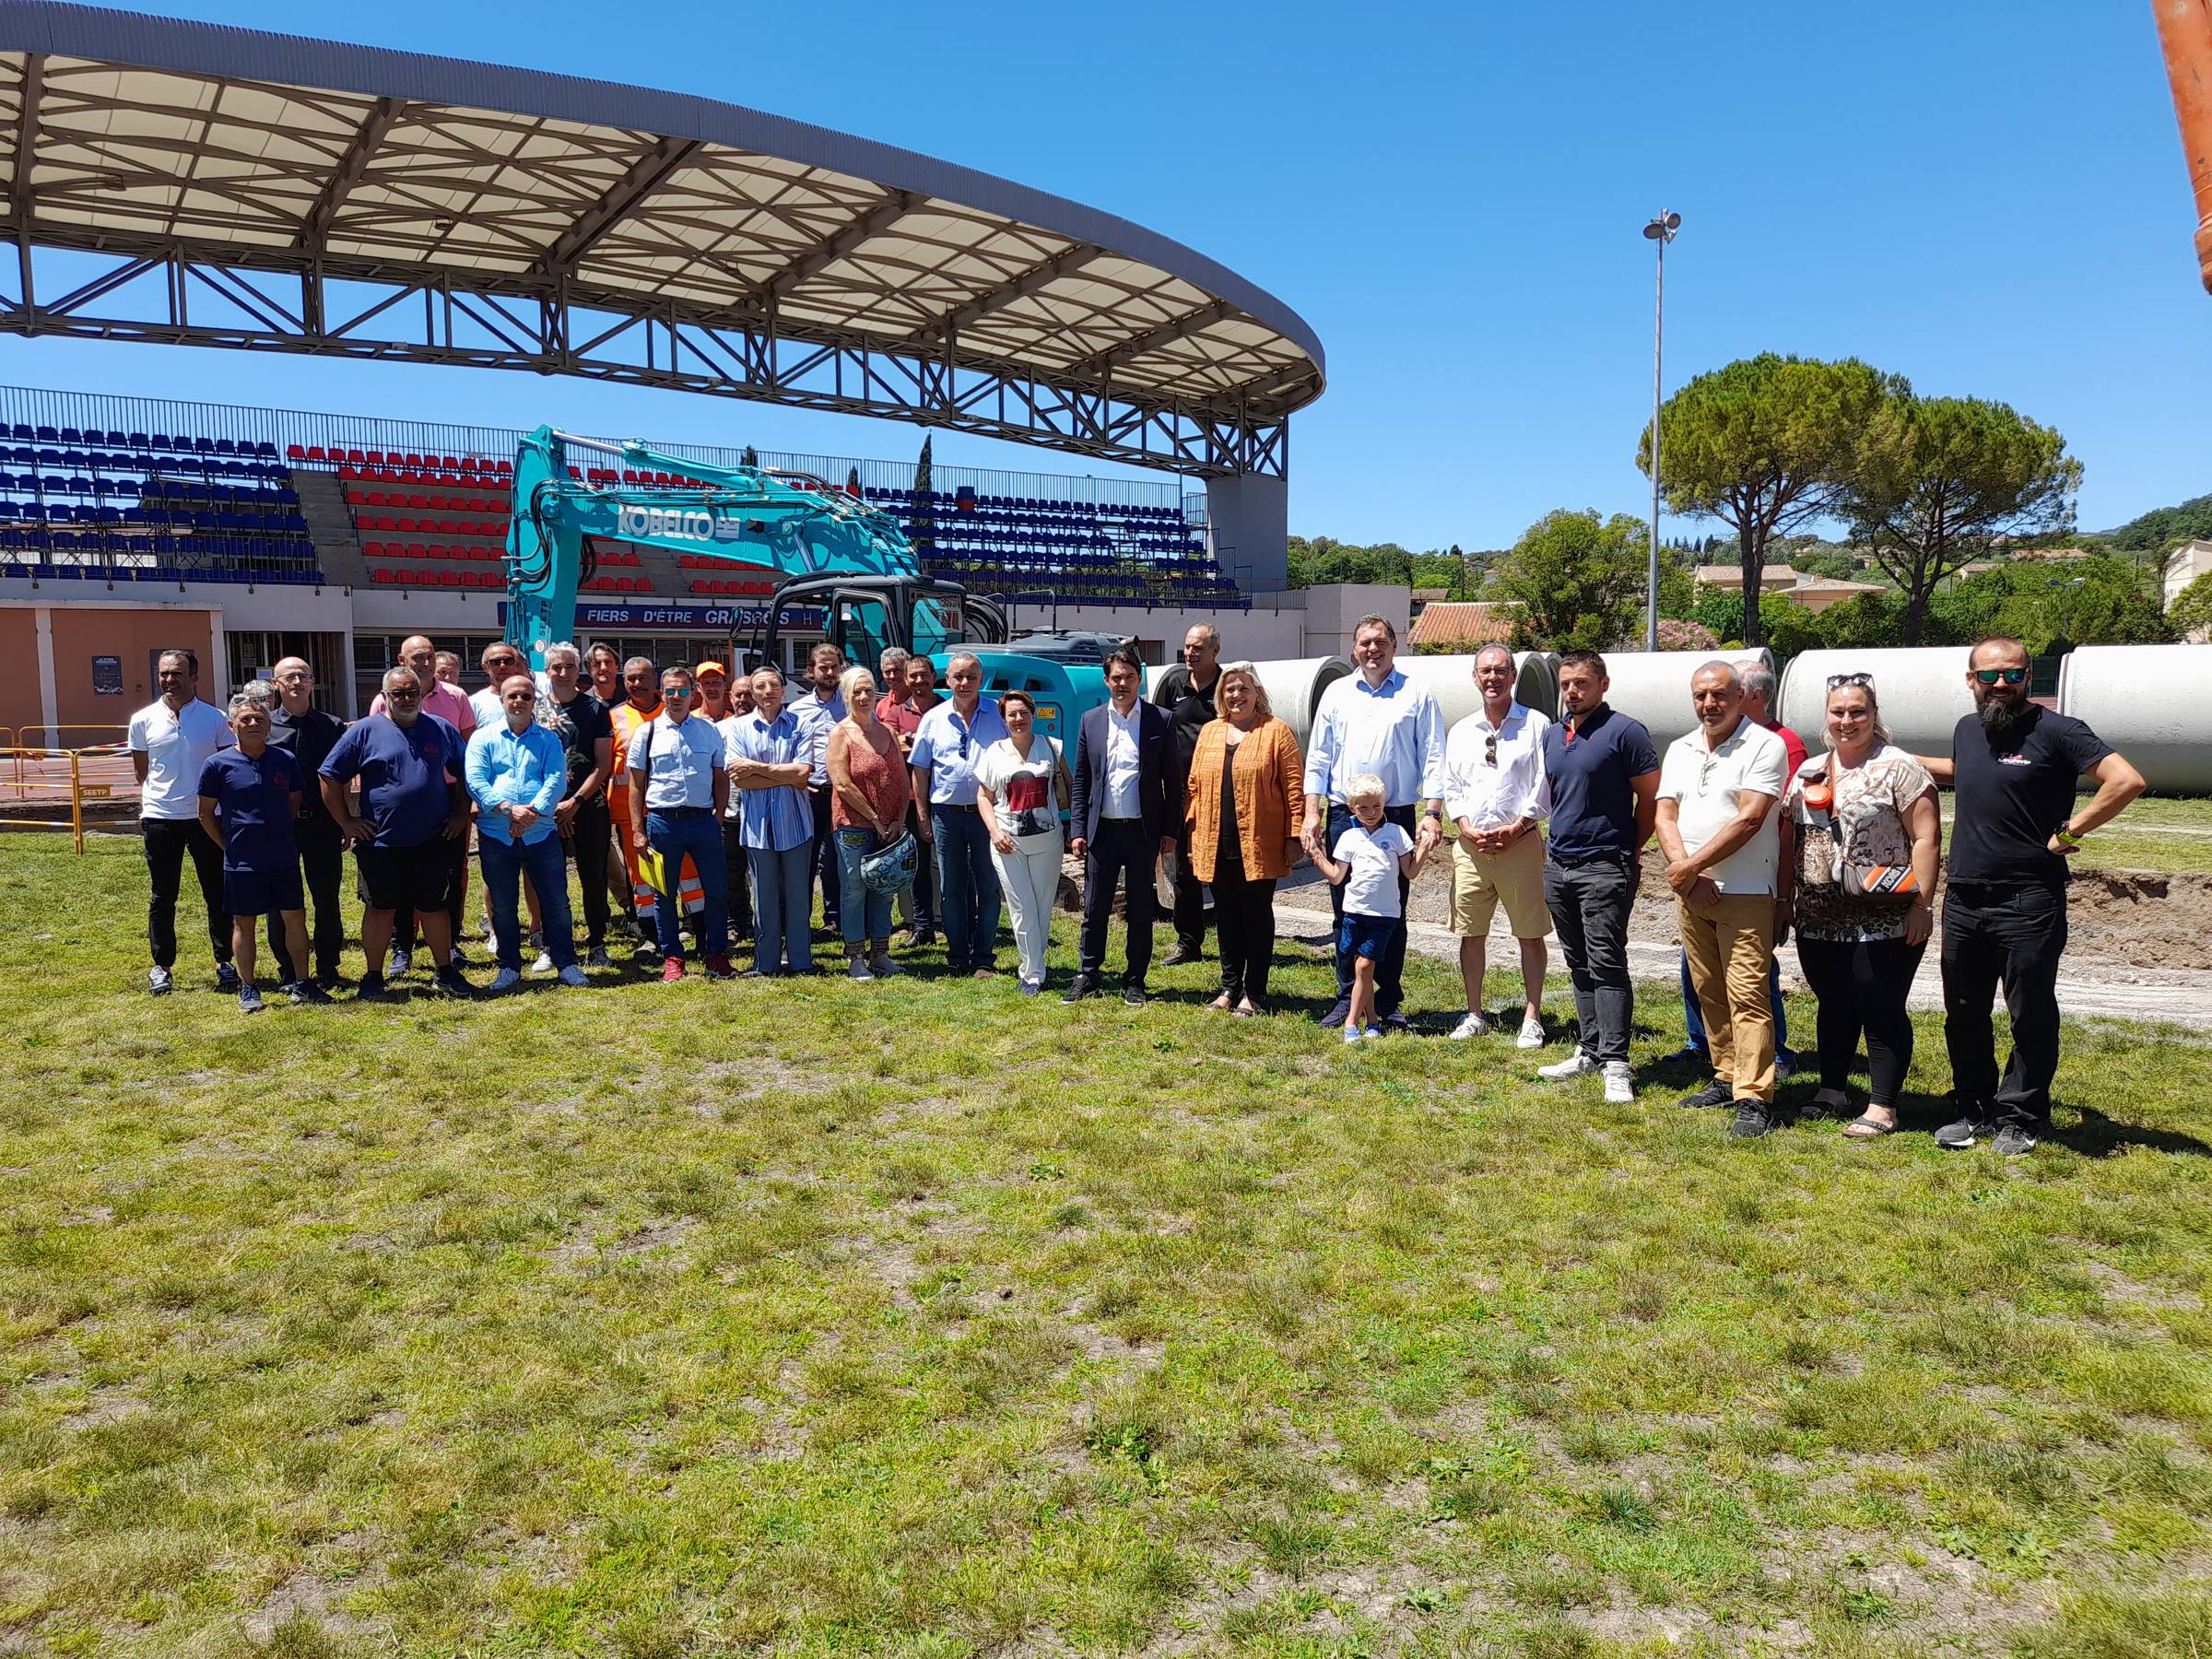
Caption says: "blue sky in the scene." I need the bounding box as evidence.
[7,0,2205,550]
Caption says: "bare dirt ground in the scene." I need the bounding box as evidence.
[1275,850,2212,1031]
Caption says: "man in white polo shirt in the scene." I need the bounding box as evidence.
[1654,660,1790,1139]
[129,647,237,994]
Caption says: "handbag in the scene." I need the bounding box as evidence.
[1796,759,1919,907]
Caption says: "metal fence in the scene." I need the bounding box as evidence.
[0,384,1182,512]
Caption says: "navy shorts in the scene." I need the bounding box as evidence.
[223,862,304,917]
[1338,912,1402,965]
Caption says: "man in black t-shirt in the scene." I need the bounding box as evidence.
[540,643,617,967]
[265,658,347,986]
[1922,637,2144,1156]
[1150,623,1224,964]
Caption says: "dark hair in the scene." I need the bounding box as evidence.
[1101,643,1145,677]
[1353,613,1397,642]
[1557,649,1607,677]
[999,688,1037,716]
[158,647,198,673]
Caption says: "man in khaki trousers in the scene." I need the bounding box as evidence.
[1654,661,1790,1139]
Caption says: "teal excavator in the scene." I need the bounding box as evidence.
[501,426,1108,739]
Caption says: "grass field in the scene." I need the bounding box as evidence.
[2,832,2210,1657]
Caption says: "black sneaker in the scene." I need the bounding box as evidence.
[1677,1080,1734,1111]
[215,961,241,992]
[1122,985,1147,1007]
[429,964,474,998]
[1935,1116,1992,1150]
[286,981,335,1006]
[1062,974,1100,1005]
[1730,1100,1777,1139]
[1993,1124,2041,1159]
[355,972,389,1002]
[147,966,173,996]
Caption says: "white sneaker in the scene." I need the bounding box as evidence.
[1342,1025,1367,1045]
[488,968,521,993]
[557,964,588,988]
[1516,1016,1547,1050]
[1448,1011,1491,1041]
[530,950,556,974]
[1365,1024,1384,1041]
[1537,1051,1599,1082]
[1602,1062,1636,1104]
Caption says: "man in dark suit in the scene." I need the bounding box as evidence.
[1065,644,1182,1006]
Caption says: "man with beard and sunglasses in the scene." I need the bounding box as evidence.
[1919,636,2144,1157]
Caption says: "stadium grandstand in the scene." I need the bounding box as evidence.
[0,5,1347,744]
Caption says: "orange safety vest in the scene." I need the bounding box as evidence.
[609,700,703,919]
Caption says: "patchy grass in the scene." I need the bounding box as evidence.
[1,833,2209,1656]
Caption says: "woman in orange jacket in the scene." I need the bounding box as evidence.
[1182,662,1304,1016]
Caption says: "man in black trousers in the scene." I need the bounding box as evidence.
[1920,635,2144,1158]
[1065,645,1182,1007]
[263,657,347,987]
[1151,622,1223,965]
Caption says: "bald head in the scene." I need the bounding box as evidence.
[270,655,314,714]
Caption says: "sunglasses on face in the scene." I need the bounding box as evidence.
[1974,667,2027,686]
[1827,672,1874,689]
[386,688,421,700]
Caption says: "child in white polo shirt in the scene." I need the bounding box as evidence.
[1312,773,1427,1043]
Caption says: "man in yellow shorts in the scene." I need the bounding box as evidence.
[1441,644,1552,1047]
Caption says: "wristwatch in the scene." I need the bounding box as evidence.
[2053,823,2084,851]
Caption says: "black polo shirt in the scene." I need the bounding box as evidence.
[266,703,345,826]
[1947,706,2111,888]
[1151,663,1223,767]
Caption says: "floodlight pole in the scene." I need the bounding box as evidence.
[1643,209,1680,653]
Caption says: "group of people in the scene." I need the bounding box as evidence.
[130,615,2144,1156]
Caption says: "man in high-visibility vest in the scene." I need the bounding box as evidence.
[606,656,702,955]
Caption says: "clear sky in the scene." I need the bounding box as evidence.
[7,0,2205,551]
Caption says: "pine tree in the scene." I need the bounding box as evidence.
[912,435,935,555]
[740,445,759,469]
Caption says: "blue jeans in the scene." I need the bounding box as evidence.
[1680,948,1789,1057]
[836,825,897,947]
[748,841,814,973]
[646,809,728,962]
[480,833,576,971]
[931,804,1001,971]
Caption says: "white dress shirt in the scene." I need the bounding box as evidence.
[1101,700,1143,818]
[1442,701,1552,832]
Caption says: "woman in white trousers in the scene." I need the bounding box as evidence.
[972,688,1071,994]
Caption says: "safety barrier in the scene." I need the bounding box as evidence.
[0,744,126,852]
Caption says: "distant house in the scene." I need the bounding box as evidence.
[1407,601,1521,649]
[2163,540,2212,607]
[1695,563,1886,613]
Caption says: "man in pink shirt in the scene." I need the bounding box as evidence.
[1676,659,1803,1069]
[369,635,477,970]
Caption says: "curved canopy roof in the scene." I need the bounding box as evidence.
[0,3,1323,475]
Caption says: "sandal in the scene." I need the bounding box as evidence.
[1207,994,1236,1012]
[1841,1114,1897,1138]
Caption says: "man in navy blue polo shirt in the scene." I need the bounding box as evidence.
[320,665,473,1000]
[1535,649,1661,1102]
[197,688,331,1013]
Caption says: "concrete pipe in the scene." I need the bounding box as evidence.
[1146,655,1354,749]
[1577,649,1776,752]
[2059,644,2212,794]
[1777,647,1973,758]
[1389,652,1559,728]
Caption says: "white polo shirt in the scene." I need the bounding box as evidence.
[1658,716,1788,894]
[129,697,233,821]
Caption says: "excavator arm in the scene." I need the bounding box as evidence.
[502,425,982,666]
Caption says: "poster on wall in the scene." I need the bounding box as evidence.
[90,655,123,696]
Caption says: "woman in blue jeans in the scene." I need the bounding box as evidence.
[827,665,912,981]
[723,664,818,975]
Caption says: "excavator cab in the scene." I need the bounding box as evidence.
[751,573,1006,673]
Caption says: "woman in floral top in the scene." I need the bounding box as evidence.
[1783,675,1941,1136]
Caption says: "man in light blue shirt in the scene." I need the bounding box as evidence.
[791,642,850,936]
[465,676,586,991]
[1300,614,1448,1029]
[910,651,1010,974]
[724,663,819,975]
[626,666,735,981]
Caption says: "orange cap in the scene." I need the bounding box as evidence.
[691,660,729,679]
